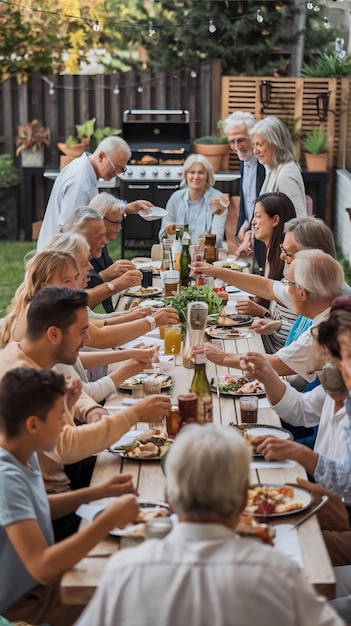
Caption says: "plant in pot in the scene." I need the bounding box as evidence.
[193,121,229,173]
[15,120,50,167]
[57,118,96,170]
[302,126,328,171]
[0,154,20,240]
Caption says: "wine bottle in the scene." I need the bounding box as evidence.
[171,229,182,272]
[180,230,191,288]
[190,348,213,424]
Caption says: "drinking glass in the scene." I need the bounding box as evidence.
[143,378,164,430]
[239,396,258,424]
[163,270,180,298]
[164,325,182,357]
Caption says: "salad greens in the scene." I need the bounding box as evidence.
[166,286,222,323]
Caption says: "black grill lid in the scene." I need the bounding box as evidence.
[122,109,190,152]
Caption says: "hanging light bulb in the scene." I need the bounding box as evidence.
[313,4,320,11]
[256,9,264,23]
[324,16,331,29]
[113,84,120,95]
[190,70,197,78]
[148,20,155,37]
[93,20,99,32]
[307,2,313,9]
[49,86,55,96]
[208,19,216,34]
[137,85,143,93]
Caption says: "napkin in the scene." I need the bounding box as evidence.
[273,524,303,569]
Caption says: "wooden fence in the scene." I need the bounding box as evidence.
[0,66,350,233]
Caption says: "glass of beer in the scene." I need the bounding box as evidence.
[239,396,258,424]
[163,270,180,298]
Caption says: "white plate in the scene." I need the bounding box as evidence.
[110,500,170,537]
[213,259,250,270]
[138,206,167,221]
[245,484,314,519]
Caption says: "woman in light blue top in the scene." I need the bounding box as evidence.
[159,154,227,246]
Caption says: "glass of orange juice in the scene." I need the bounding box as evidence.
[164,325,182,357]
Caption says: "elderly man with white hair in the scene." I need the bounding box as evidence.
[222,111,265,262]
[37,136,153,250]
[62,207,142,311]
[192,249,344,383]
[74,423,342,626]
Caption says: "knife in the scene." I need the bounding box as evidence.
[291,495,329,531]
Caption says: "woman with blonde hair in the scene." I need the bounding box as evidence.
[0,248,166,402]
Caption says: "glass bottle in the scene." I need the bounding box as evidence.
[180,229,191,288]
[204,233,217,263]
[182,301,208,369]
[190,347,213,424]
[171,229,182,272]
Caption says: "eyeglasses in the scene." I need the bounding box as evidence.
[105,154,127,174]
[286,280,297,288]
[279,244,294,259]
[104,216,123,226]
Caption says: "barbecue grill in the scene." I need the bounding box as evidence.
[119,109,240,256]
[119,110,190,255]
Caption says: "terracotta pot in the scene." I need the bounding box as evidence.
[57,142,86,158]
[193,143,230,173]
[304,152,328,172]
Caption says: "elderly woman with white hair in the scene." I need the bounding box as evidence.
[158,154,227,246]
[251,115,307,218]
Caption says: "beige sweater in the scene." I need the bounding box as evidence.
[0,342,139,491]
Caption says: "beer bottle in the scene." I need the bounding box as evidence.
[171,229,182,272]
[190,347,213,424]
[180,229,191,288]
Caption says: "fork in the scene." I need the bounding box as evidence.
[290,495,329,531]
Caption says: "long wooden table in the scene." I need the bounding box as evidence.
[61,324,336,605]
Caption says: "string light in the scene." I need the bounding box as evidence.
[208,19,216,34]
[92,20,99,32]
[307,2,313,9]
[148,20,155,37]
[190,70,197,78]
[113,84,120,95]
[137,85,143,92]
[313,4,320,11]
[49,85,55,95]
[256,9,264,23]
[324,16,331,29]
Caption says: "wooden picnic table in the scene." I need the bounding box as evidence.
[61,322,336,605]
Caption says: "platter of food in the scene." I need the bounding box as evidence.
[205,327,252,340]
[207,313,253,327]
[244,484,313,518]
[211,375,265,396]
[213,259,250,271]
[230,423,293,457]
[109,499,171,537]
[109,429,173,461]
[124,286,163,298]
[119,373,173,392]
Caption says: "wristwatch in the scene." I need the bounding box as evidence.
[107,282,115,292]
[145,315,156,330]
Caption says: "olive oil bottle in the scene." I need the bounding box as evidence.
[190,347,213,424]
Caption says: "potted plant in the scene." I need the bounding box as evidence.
[15,120,50,167]
[57,119,96,170]
[302,126,328,171]
[193,122,229,173]
[0,154,20,240]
